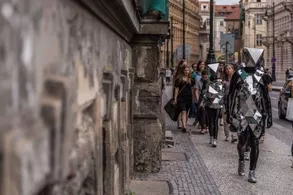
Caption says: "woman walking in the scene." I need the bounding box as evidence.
[222,64,237,142]
[193,60,206,126]
[173,65,195,132]
[192,60,206,81]
[174,60,188,129]
[195,71,209,134]
[202,64,225,147]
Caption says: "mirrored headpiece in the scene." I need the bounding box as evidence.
[207,63,219,79]
[242,47,264,69]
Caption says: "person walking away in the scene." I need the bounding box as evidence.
[223,64,237,142]
[286,68,290,81]
[259,69,273,143]
[195,71,209,134]
[165,68,172,85]
[173,65,195,133]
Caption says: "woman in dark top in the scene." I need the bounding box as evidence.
[173,65,195,132]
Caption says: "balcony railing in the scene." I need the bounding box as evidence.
[244,2,266,10]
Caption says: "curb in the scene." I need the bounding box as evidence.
[272,87,282,92]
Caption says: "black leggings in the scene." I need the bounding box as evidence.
[238,129,259,170]
[206,107,220,139]
[198,106,207,128]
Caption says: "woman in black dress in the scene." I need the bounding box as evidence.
[173,65,195,132]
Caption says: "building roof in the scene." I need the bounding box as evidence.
[215,4,240,20]
[225,8,240,20]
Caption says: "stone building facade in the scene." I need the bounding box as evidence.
[242,0,268,67]
[162,0,201,67]
[263,0,293,80]
[0,0,168,195]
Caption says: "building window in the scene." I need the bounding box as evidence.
[206,19,210,26]
[220,21,224,26]
[255,14,263,25]
[256,34,262,46]
[257,0,261,2]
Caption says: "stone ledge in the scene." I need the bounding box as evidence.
[133,114,158,120]
[139,21,169,35]
[129,180,170,195]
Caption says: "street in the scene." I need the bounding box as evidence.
[134,86,293,195]
[269,91,292,147]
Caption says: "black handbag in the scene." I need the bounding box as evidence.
[164,99,180,121]
[164,84,187,121]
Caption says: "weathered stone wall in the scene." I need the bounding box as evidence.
[0,0,136,195]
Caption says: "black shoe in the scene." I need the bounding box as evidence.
[238,160,245,176]
[182,128,187,133]
[248,170,257,183]
[231,135,238,143]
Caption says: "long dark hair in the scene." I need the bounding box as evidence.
[196,60,205,72]
[174,60,186,81]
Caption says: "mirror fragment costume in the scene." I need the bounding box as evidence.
[200,63,225,147]
[227,48,273,183]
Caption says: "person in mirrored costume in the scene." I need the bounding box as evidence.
[226,48,273,183]
[200,63,225,147]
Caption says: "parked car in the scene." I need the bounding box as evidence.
[278,81,292,120]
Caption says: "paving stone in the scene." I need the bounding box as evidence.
[165,130,173,139]
[162,151,187,161]
[130,180,170,195]
[134,86,221,195]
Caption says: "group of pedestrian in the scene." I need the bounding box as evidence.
[168,47,276,183]
[172,60,237,147]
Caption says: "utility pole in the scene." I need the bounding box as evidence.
[225,41,229,65]
[272,2,276,81]
[171,17,174,68]
[183,0,186,60]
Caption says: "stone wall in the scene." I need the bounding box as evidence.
[0,0,138,194]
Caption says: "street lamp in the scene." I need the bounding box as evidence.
[206,0,217,65]
[265,2,276,81]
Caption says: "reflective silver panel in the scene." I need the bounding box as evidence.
[208,63,219,75]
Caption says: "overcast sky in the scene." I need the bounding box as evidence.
[215,0,239,5]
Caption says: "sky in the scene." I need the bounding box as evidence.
[215,0,239,5]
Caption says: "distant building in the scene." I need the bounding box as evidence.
[263,0,293,80]
[161,0,201,67]
[242,0,268,67]
[198,1,241,63]
[215,4,241,63]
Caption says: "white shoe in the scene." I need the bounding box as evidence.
[212,139,217,147]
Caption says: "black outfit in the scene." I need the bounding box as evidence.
[206,107,220,139]
[197,79,210,128]
[174,79,194,112]
[227,65,273,180]
[203,79,224,140]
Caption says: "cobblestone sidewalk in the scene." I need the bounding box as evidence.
[134,86,221,195]
[135,124,221,195]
